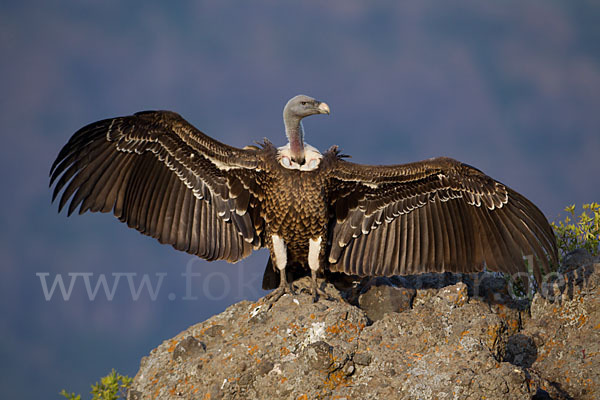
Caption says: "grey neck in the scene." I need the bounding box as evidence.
[284,114,305,164]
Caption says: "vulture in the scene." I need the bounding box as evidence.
[50,95,558,301]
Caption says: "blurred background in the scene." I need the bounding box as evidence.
[1,1,599,398]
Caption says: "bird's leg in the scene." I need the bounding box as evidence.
[310,269,319,302]
[263,235,294,304]
[308,237,325,302]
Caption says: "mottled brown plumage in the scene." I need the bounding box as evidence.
[261,157,328,263]
[50,95,558,301]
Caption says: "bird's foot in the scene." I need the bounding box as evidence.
[263,282,295,305]
[297,279,327,302]
[310,287,329,302]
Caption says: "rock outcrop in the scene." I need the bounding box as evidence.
[128,261,599,400]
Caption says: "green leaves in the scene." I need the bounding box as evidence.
[552,202,600,259]
[59,391,80,400]
[60,369,131,400]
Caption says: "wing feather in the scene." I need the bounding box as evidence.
[146,156,171,234]
[158,170,178,242]
[58,143,112,212]
[199,194,211,258]
[73,150,120,215]
[188,195,201,256]
[88,151,132,213]
[396,207,408,273]
[178,186,193,251]
[326,155,558,283]
[429,198,442,271]
[404,209,416,274]
[50,111,265,263]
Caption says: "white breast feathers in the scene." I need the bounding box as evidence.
[277,143,323,171]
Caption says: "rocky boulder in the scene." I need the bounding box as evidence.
[128,262,599,400]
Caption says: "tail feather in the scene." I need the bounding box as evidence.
[261,257,279,290]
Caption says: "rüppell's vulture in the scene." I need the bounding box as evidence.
[50,95,558,301]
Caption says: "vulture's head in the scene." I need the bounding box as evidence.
[282,94,330,167]
[284,95,330,120]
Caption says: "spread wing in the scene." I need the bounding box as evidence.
[326,156,558,284]
[50,111,265,262]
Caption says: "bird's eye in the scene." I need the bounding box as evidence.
[301,101,307,105]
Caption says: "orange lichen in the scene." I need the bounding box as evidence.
[325,321,362,338]
[407,352,423,361]
[248,344,259,355]
[326,325,341,334]
[167,339,179,353]
[288,322,306,333]
[323,369,349,390]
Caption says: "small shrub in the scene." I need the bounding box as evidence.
[60,369,131,400]
[551,203,600,259]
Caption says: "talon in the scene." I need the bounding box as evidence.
[264,282,294,304]
[311,286,328,302]
[262,263,295,306]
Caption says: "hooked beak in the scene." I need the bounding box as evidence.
[317,102,330,115]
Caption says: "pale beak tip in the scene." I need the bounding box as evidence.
[318,102,330,115]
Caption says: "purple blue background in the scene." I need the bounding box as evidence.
[2,1,599,398]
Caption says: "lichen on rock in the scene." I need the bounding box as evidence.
[129,264,600,400]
